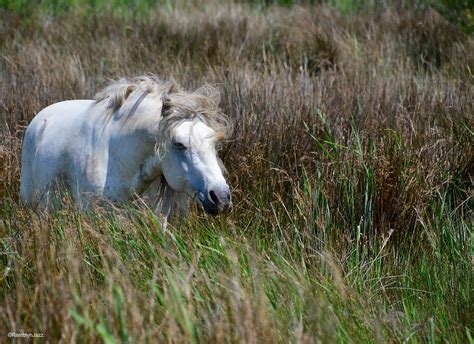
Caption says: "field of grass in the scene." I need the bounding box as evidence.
[1,0,473,342]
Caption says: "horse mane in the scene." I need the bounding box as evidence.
[93,75,232,217]
[94,75,231,142]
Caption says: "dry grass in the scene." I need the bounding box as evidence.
[0,1,473,342]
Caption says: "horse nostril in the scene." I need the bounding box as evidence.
[209,190,220,206]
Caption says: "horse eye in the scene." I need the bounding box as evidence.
[173,142,187,151]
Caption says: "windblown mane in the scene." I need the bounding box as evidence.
[95,75,171,111]
[93,75,232,218]
[94,75,231,144]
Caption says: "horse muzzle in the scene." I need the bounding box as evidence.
[198,187,231,215]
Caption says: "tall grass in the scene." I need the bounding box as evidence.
[1,1,473,342]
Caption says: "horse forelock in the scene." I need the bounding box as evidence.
[157,95,231,143]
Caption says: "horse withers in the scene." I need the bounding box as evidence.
[20,76,232,220]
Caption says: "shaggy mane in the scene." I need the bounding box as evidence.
[94,75,231,143]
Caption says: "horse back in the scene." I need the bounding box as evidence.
[20,100,95,205]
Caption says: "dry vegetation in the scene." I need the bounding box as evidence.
[0,1,473,342]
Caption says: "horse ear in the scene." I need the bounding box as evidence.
[123,85,135,100]
[161,95,172,117]
[194,85,221,106]
[104,83,135,109]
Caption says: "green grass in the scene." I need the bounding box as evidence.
[1,0,473,33]
[1,170,471,342]
[2,129,471,341]
[0,0,171,17]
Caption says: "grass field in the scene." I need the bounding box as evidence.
[1,0,473,342]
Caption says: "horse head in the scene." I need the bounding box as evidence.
[157,85,232,215]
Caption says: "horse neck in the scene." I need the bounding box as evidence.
[93,94,162,180]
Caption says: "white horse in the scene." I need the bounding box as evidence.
[20,76,232,219]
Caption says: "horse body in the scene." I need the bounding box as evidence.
[20,76,231,218]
